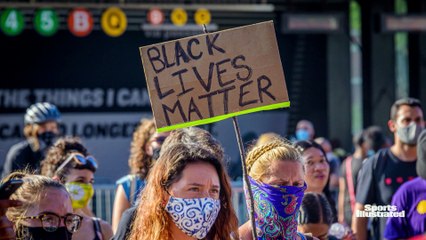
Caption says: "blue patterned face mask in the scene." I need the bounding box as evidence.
[165,196,221,239]
[246,176,306,239]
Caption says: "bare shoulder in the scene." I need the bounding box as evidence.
[99,219,114,240]
[238,221,253,240]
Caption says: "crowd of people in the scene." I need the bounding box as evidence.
[0,97,425,240]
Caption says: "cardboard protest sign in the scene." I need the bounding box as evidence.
[140,21,289,132]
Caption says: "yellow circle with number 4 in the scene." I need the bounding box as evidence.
[417,200,426,214]
[101,7,127,37]
[194,8,211,25]
[171,8,187,26]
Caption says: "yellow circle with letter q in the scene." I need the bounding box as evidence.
[171,8,187,26]
[101,7,127,37]
[194,8,211,25]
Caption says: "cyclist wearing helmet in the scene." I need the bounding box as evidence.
[1,102,61,177]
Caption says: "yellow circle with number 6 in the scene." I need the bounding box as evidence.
[171,8,187,26]
[194,8,211,25]
[101,7,127,37]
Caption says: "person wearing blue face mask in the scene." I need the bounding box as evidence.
[4,172,83,240]
[128,142,239,240]
[2,102,61,178]
[295,120,315,141]
[239,139,313,240]
[353,98,425,240]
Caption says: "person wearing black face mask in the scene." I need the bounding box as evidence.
[1,102,61,178]
[3,172,83,240]
[111,119,170,233]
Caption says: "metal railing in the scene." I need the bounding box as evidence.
[90,181,248,225]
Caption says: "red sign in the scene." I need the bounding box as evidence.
[147,8,164,25]
[68,8,94,37]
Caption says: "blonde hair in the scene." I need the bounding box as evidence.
[23,124,41,151]
[246,139,302,181]
[255,132,281,147]
[3,172,69,235]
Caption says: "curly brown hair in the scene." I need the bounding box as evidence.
[128,118,156,179]
[40,136,92,183]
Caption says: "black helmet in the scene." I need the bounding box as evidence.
[24,102,61,125]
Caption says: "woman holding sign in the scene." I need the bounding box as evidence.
[239,139,313,240]
[128,142,239,240]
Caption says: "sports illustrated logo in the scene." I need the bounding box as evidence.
[356,204,405,218]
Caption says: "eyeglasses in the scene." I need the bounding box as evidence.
[56,153,98,173]
[17,212,83,233]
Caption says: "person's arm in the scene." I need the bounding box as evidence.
[351,156,376,240]
[338,177,346,223]
[0,199,22,240]
[112,185,130,233]
[238,221,253,240]
[352,203,368,240]
[99,219,114,240]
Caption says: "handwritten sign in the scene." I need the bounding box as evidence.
[140,21,289,132]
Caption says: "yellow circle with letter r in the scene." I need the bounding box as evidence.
[417,200,426,214]
[171,8,187,26]
[101,7,127,37]
[194,8,211,25]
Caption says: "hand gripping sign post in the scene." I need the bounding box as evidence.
[139,21,289,239]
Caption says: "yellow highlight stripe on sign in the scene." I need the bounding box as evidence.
[156,101,290,132]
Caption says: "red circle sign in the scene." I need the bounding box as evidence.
[147,8,164,25]
[68,8,93,37]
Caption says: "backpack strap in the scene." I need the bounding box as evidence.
[345,156,356,212]
[92,217,102,240]
[129,175,137,206]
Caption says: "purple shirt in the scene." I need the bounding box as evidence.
[385,177,426,239]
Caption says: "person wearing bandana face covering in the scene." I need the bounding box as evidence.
[128,142,239,240]
[353,98,425,240]
[112,119,170,233]
[40,137,113,240]
[1,102,61,178]
[239,138,312,240]
[3,172,83,240]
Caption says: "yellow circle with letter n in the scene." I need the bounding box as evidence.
[171,8,187,26]
[194,8,211,25]
[101,7,127,37]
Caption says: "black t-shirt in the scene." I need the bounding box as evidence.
[356,148,417,240]
[1,139,42,178]
[339,156,363,226]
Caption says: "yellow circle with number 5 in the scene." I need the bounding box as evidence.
[171,8,187,26]
[194,8,211,25]
[101,7,127,37]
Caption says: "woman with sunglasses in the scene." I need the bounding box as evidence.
[112,118,169,233]
[4,172,83,240]
[40,137,113,240]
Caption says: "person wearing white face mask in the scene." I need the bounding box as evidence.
[353,98,425,240]
[128,142,239,240]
